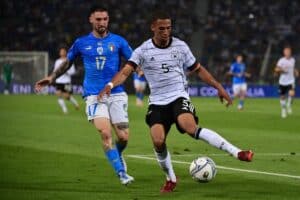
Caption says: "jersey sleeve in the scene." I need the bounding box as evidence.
[182,42,196,70]
[119,37,133,60]
[67,39,80,62]
[67,64,76,76]
[276,58,284,68]
[128,46,143,68]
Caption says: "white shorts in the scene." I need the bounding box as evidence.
[134,79,146,90]
[233,83,247,95]
[85,92,128,124]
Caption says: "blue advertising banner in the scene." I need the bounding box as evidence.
[188,85,300,98]
[1,81,299,98]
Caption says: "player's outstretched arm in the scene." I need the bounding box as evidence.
[98,63,135,99]
[194,64,232,107]
[35,59,73,93]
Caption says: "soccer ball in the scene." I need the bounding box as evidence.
[189,157,217,182]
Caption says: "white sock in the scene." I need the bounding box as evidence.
[287,96,292,108]
[280,99,286,108]
[154,148,176,182]
[69,96,79,107]
[195,128,241,158]
[58,98,67,113]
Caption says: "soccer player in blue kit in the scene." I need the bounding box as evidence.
[35,6,134,185]
[228,54,251,110]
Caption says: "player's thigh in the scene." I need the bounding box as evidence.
[150,124,167,149]
[85,95,110,122]
[173,98,198,134]
[62,92,71,99]
[289,84,295,96]
[240,83,247,96]
[232,84,241,96]
[109,93,129,124]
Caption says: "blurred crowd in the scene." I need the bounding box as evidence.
[1,0,299,84]
[202,0,300,83]
[1,0,199,59]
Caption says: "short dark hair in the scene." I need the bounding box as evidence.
[89,5,108,17]
[151,10,171,24]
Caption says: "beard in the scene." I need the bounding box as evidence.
[95,26,107,35]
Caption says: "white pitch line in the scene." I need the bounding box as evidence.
[128,153,299,157]
[127,155,300,180]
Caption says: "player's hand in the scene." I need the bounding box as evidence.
[98,85,112,100]
[244,72,251,78]
[34,76,53,93]
[217,86,232,107]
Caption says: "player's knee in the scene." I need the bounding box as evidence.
[179,121,197,135]
[152,138,165,149]
[289,90,295,97]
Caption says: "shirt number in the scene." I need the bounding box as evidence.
[162,63,169,73]
[96,56,106,70]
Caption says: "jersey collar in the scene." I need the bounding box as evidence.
[152,37,173,49]
[90,32,111,39]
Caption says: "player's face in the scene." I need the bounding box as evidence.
[237,55,243,63]
[283,48,292,57]
[151,19,172,43]
[90,11,109,35]
[59,48,67,57]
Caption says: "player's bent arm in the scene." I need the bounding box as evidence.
[193,63,222,89]
[192,63,232,106]
[50,59,73,81]
[110,62,135,87]
[98,62,135,99]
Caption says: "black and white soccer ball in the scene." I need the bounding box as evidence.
[189,157,217,182]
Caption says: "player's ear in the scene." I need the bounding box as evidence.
[89,14,94,24]
[150,22,156,32]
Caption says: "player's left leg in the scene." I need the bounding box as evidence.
[175,98,253,161]
[109,93,132,175]
[56,88,68,114]
[113,123,129,172]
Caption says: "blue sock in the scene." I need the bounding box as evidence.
[105,149,124,175]
[139,93,144,101]
[239,100,244,107]
[136,92,139,98]
[116,141,127,155]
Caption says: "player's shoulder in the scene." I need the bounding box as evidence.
[108,32,129,43]
[172,37,187,45]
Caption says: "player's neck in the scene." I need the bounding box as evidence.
[92,30,108,38]
[152,37,172,48]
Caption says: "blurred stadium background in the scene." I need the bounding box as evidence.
[1,0,299,96]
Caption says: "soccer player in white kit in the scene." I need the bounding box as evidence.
[274,46,299,118]
[99,11,254,193]
[53,47,79,114]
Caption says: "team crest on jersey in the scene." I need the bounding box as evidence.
[108,43,115,52]
[171,50,179,59]
[97,47,103,55]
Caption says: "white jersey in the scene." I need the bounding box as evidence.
[129,37,196,105]
[53,58,76,84]
[276,56,295,86]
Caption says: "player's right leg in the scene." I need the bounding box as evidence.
[146,105,177,193]
[85,95,133,185]
[287,87,295,114]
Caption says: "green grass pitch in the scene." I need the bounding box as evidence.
[0,95,299,200]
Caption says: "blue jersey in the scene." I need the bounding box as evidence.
[230,62,246,84]
[67,32,132,97]
[133,72,146,82]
